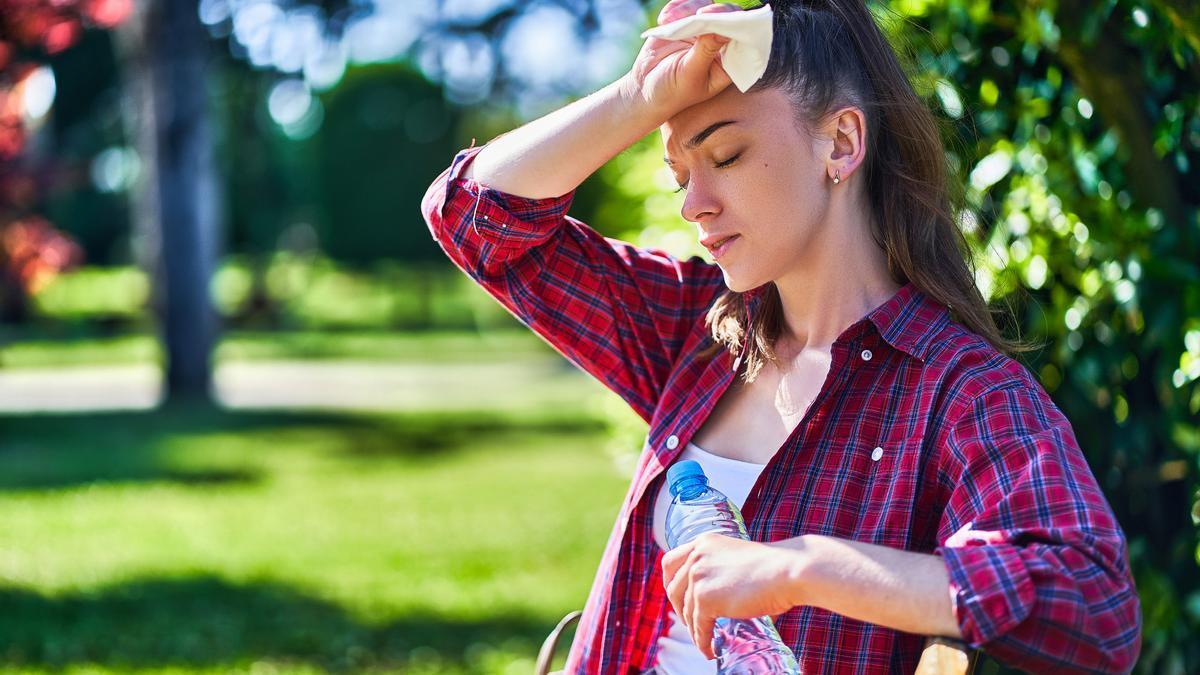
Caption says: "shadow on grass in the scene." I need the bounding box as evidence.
[0,404,607,491]
[0,575,558,672]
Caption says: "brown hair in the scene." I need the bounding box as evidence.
[699,0,1031,382]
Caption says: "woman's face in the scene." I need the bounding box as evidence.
[661,86,833,292]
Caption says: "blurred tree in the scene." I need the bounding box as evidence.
[119,0,220,401]
[882,3,1198,671]
[0,0,130,322]
[42,28,135,271]
[197,0,647,113]
[313,63,461,327]
[209,55,311,328]
[0,216,81,322]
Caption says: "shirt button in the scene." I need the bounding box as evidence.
[871,446,884,461]
[860,349,873,362]
[666,434,680,450]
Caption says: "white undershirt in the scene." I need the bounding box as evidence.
[651,441,768,675]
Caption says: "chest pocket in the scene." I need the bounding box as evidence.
[752,412,931,551]
[852,435,922,546]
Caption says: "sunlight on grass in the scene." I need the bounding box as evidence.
[0,405,635,673]
[0,330,558,370]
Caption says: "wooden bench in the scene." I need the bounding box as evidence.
[535,610,977,675]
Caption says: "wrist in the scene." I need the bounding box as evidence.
[611,74,673,127]
[775,534,819,609]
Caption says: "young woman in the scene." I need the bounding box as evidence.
[420,0,1141,672]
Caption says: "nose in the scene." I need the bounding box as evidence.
[680,179,721,223]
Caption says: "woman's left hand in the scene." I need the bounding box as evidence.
[662,532,808,660]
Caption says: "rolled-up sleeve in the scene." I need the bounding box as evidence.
[421,142,579,262]
[420,143,726,423]
[934,383,1142,673]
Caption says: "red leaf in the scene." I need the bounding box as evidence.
[43,19,81,54]
[85,0,131,27]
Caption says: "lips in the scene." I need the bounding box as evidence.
[701,233,740,259]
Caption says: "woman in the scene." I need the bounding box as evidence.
[420,0,1142,672]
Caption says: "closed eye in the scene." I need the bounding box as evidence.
[673,153,742,193]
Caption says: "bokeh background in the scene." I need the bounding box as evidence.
[0,0,1197,673]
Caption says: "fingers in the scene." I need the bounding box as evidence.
[665,552,693,619]
[705,33,732,53]
[687,578,715,661]
[664,540,718,660]
[642,36,692,72]
[685,561,698,652]
[695,610,716,661]
[658,0,713,25]
[659,0,741,26]
[696,2,742,14]
[683,564,706,658]
[662,545,688,586]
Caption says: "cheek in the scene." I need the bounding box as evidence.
[739,162,819,243]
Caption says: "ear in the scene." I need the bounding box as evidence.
[824,107,867,183]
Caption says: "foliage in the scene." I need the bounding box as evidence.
[313,64,461,265]
[0,215,81,321]
[886,3,1198,671]
[0,0,130,158]
[0,0,130,320]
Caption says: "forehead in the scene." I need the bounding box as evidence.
[660,87,797,154]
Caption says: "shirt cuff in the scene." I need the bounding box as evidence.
[936,530,1036,647]
[445,144,577,250]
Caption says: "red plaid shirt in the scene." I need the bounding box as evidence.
[421,143,1142,674]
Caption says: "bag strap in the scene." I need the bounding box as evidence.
[534,610,583,675]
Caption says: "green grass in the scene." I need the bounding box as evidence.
[0,333,161,369]
[27,261,522,332]
[0,330,558,370]
[0,405,633,673]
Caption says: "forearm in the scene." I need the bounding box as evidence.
[780,534,962,639]
[464,76,668,199]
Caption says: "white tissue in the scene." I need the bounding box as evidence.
[639,5,774,93]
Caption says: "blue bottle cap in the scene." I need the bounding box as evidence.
[667,459,708,498]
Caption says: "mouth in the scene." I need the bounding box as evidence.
[703,234,740,260]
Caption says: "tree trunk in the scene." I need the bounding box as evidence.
[118,0,220,402]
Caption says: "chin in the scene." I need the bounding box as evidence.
[719,268,758,294]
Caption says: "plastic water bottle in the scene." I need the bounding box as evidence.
[665,460,802,675]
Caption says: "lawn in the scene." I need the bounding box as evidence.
[0,330,557,370]
[0,403,635,673]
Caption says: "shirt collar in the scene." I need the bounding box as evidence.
[864,281,949,363]
[743,280,948,363]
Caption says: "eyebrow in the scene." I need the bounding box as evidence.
[663,120,739,165]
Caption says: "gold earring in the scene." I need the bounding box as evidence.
[833,170,841,184]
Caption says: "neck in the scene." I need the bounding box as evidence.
[772,196,901,355]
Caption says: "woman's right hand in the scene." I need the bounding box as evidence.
[620,0,744,117]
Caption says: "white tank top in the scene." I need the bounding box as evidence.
[651,441,768,674]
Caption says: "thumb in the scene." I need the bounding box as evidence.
[685,34,733,94]
[680,33,730,73]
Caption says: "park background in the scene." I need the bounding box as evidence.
[0,0,1197,672]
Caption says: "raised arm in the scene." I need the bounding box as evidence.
[463,1,740,199]
[421,2,744,421]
